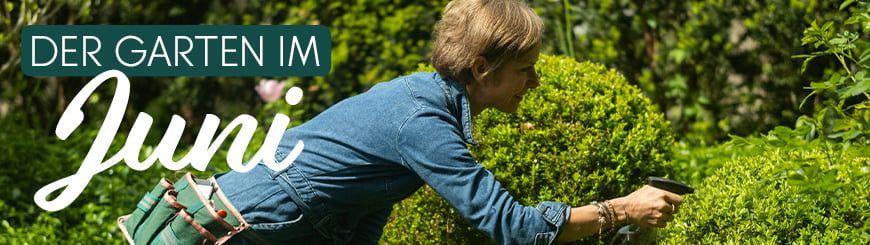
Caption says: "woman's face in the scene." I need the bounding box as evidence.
[469,45,541,115]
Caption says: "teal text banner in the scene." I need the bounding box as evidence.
[22,25,331,77]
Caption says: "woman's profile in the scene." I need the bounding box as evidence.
[216,0,684,244]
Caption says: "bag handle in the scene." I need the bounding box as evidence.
[182,173,238,232]
[177,208,219,243]
[208,175,272,245]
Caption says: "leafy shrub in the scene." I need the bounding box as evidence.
[664,3,870,242]
[381,55,675,243]
[660,136,870,243]
[792,0,869,145]
[535,0,851,142]
[671,141,748,187]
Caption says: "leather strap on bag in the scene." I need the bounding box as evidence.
[118,173,271,245]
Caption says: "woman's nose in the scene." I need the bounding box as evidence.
[527,70,540,89]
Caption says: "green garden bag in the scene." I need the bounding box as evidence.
[117,173,270,245]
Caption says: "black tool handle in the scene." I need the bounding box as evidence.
[647,177,694,195]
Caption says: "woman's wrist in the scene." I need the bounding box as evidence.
[555,197,632,242]
[608,197,629,225]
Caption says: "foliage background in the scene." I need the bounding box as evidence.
[0,0,868,244]
[535,0,853,143]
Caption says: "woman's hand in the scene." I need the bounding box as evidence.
[613,185,683,228]
[555,185,685,242]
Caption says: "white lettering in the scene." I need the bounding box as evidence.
[115,36,146,67]
[32,36,57,67]
[34,70,305,212]
[195,36,217,66]
[61,36,77,67]
[288,36,320,67]
[174,36,194,67]
[82,36,102,67]
[242,36,263,66]
[221,36,238,67]
[147,36,171,67]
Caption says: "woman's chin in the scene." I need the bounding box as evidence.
[495,104,521,113]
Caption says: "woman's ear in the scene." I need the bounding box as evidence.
[470,56,488,85]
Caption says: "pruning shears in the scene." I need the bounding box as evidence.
[611,177,695,245]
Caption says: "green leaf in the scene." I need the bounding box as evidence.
[800,35,816,47]
[822,21,835,32]
[840,78,870,99]
[669,49,688,63]
[815,107,828,130]
[840,0,856,11]
[844,13,867,25]
[829,72,845,86]
[647,18,657,29]
[859,48,870,64]
[808,81,830,91]
[799,55,816,73]
[832,118,858,132]
[791,54,813,58]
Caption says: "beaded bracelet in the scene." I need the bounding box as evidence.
[604,201,614,231]
[591,201,607,236]
[604,200,617,225]
[592,201,616,236]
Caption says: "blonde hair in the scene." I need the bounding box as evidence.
[430,0,543,83]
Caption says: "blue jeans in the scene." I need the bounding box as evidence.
[218,164,327,244]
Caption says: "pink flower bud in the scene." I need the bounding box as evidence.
[255,79,286,103]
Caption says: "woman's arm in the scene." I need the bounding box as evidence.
[397,108,684,244]
[555,198,628,242]
[397,110,571,244]
[556,186,683,242]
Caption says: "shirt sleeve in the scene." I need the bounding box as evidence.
[396,109,571,245]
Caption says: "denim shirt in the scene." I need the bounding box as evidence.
[218,72,570,245]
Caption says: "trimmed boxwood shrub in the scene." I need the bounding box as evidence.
[381,55,675,243]
[661,138,870,243]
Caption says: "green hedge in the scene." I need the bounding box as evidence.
[381,55,675,243]
[534,0,851,142]
[661,138,870,243]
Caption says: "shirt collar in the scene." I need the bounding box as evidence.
[433,72,478,145]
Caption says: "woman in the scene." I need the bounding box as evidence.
[218,0,683,244]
